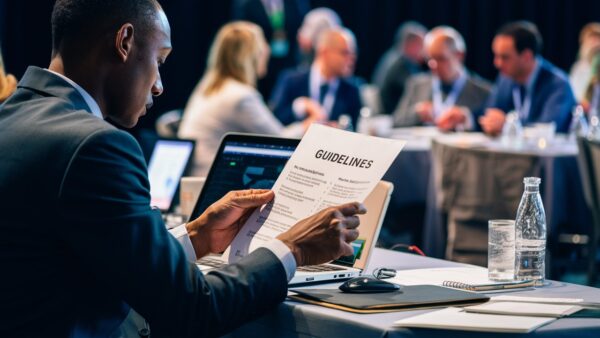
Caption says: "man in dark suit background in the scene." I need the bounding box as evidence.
[0,1,364,336]
[373,21,427,116]
[270,27,362,130]
[393,26,491,131]
[479,21,576,134]
[232,0,309,98]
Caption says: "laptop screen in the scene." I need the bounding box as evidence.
[189,134,299,220]
[148,139,195,211]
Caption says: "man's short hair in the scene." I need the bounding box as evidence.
[424,26,466,54]
[496,21,543,55]
[394,21,427,48]
[51,0,160,52]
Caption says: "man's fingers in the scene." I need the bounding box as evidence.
[344,228,359,243]
[336,202,366,217]
[343,215,360,229]
[339,242,354,257]
[231,189,274,208]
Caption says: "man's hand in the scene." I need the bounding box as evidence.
[479,108,506,136]
[303,97,326,122]
[186,189,274,258]
[415,101,434,123]
[277,202,366,266]
[437,106,467,131]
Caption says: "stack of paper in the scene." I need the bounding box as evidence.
[465,301,582,317]
[394,307,555,333]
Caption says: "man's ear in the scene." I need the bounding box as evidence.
[521,49,535,63]
[115,23,134,62]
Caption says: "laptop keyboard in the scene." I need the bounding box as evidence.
[196,256,226,268]
[197,256,346,273]
[297,264,346,272]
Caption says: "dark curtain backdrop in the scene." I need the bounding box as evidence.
[2,0,600,131]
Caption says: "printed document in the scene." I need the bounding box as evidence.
[225,124,405,262]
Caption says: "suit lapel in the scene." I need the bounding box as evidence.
[527,61,549,123]
[18,66,92,113]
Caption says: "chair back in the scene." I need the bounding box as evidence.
[576,136,600,285]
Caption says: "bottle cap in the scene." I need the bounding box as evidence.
[523,177,541,185]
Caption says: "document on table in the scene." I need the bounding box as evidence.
[225,124,405,262]
[394,307,555,333]
[464,301,582,317]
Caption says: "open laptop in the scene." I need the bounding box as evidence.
[147,138,195,213]
[192,133,393,285]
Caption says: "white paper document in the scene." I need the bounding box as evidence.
[388,266,490,286]
[465,301,582,317]
[225,124,405,262]
[394,307,555,333]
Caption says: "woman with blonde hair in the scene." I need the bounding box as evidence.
[0,47,17,103]
[179,21,316,176]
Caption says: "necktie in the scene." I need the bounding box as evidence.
[319,83,329,104]
[440,82,454,95]
[440,82,454,99]
[517,84,526,105]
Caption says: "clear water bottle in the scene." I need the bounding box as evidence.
[514,177,546,286]
[501,111,523,149]
[569,105,589,141]
[589,114,600,140]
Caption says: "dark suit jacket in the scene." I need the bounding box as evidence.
[270,68,362,129]
[482,58,576,133]
[377,55,424,115]
[0,67,287,337]
[393,73,492,127]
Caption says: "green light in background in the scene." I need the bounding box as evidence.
[229,162,237,166]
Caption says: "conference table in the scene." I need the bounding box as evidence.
[226,248,600,337]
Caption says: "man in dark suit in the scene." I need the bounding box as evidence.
[374,21,427,115]
[393,26,491,131]
[270,27,362,130]
[0,1,364,337]
[232,0,309,98]
[479,21,576,135]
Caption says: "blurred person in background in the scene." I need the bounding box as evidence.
[373,21,427,115]
[269,27,362,129]
[581,46,600,114]
[178,21,316,177]
[232,0,309,99]
[392,26,491,131]
[296,7,342,69]
[570,22,600,105]
[480,21,575,135]
[0,47,17,103]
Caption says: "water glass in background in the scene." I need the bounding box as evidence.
[488,220,516,281]
[501,111,523,149]
[569,105,589,141]
[531,122,556,149]
[589,115,600,140]
[357,107,372,135]
[515,177,547,286]
[337,114,354,131]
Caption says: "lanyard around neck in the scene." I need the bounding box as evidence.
[432,74,467,119]
[512,85,532,121]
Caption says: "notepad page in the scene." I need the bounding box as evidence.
[388,267,493,286]
[465,301,582,317]
[394,307,555,333]
[492,295,583,304]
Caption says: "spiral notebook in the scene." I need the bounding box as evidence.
[389,267,534,292]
